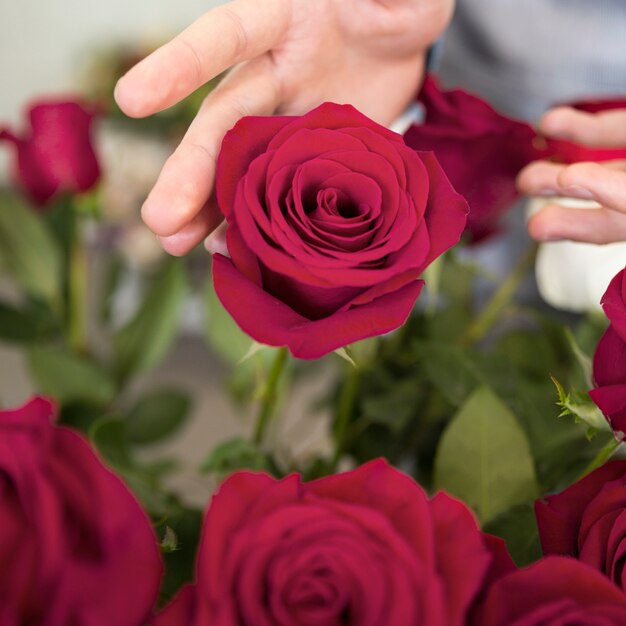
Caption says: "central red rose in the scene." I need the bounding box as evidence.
[212,103,468,359]
[154,460,501,626]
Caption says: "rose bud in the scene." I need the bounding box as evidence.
[0,99,100,206]
[154,460,501,626]
[212,102,468,359]
[535,460,626,590]
[0,396,162,625]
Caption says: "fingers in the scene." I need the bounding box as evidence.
[159,198,223,256]
[527,203,626,244]
[142,56,281,238]
[114,0,290,117]
[540,106,626,148]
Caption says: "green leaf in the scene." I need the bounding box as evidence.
[89,416,172,516]
[361,379,423,433]
[113,259,187,381]
[89,416,133,469]
[204,275,254,364]
[564,328,594,389]
[484,504,542,567]
[420,342,481,406]
[127,388,191,445]
[434,386,539,523]
[27,346,116,405]
[0,300,57,343]
[0,191,62,305]
[201,437,270,478]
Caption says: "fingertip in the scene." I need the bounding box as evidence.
[527,206,563,242]
[539,106,578,137]
[113,75,145,119]
[158,233,198,256]
[141,199,179,238]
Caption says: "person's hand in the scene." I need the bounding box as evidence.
[114,0,453,255]
[517,107,626,244]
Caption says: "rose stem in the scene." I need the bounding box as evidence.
[68,209,88,355]
[460,242,538,347]
[253,346,289,446]
[329,363,360,472]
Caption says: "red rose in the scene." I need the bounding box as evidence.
[535,460,626,590]
[0,99,100,206]
[590,327,626,434]
[212,103,468,359]
[404,75,626,242]
[588,268,626,433]
[475,557,626,625]
[155,460,498,626]
[403,74,538,242]
[0,397,162,626]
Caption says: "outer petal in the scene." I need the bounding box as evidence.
[216,114,293,219]
[475,557,626,626]
[535,460,626,557]
[152,586,198,626]
[415,150,469,267]
[430,492,493,626]
[213,253,423,359]
[602,268,626,342]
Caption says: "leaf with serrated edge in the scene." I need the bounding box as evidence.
[434,386,539,524]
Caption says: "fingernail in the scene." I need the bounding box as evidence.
[563,186,593,199]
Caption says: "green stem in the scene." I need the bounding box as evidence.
[67,212,88,354]
[580,438,622,479]
[330,364,360,471]
[461,242,538,347]
[254,347,289,446]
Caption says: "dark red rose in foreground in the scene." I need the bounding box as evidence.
[590,327,626,434]
[405,75,626,242]
[0,397,162,626]
[535,460,626,590]
[404,74,539,242]
[155,460,500,626]
[474,557,626,625]
[0,99,100,206]
[212,102,468,359]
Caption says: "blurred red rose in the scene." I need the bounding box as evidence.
[212,102,468,359]
[0,396,162,626]
[403,75,539,242]
[404,75,626,242]
[474,557,626,625]
[535,460,626,590]
[0,99,100,206]
[155,460,500,626]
